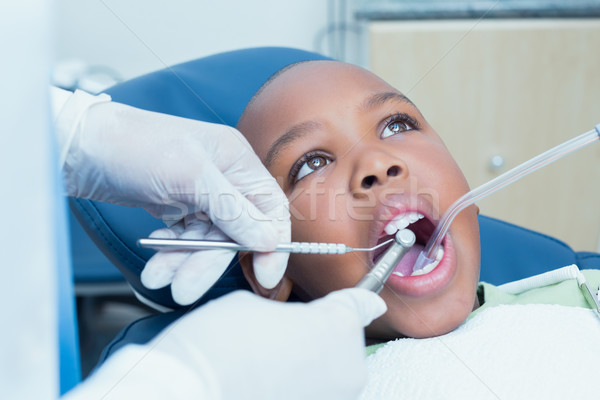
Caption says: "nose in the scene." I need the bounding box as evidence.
[350,150,409,194]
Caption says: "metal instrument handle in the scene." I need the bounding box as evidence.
[355,229,416,293]
[137,238,352,254]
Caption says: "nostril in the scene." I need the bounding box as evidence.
[361,175,376,189]
[387,166,400,177]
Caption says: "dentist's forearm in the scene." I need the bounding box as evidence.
[61,345,220,400]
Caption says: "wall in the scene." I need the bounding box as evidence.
[53,0,344,86]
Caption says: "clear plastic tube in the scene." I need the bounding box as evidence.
[413,124,600,272]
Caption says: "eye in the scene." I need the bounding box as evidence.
[290,152,333,183]
[381,114,418,139]
[297,155,331,180]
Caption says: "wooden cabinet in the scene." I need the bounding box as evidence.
[367,19,600,251]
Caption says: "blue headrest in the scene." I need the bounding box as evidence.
[477,215,593,283]
[106,47,331,125]
[70,47,332,309]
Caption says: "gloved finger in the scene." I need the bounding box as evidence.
[208,127,286,206]
[148,227,177,240]
[141,220,211,290]
[238,172,290,239]
[148,220,186,240]
[141,251,192,290]
[170,249,237,305]
[168,223,235,305]
[208,130,291,240]
[227,168,290,233]
[198,161,281,251]
[316,288,388,327]
[252,251,290,290]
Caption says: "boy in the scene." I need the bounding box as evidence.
[235,60,481,340]
[234,59,600,341]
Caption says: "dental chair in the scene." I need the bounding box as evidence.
[67,47,600,368]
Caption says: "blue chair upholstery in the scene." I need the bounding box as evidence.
[478,215,599,282]
[66,47,599,363]
[69,210,125,287]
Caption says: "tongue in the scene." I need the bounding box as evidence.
[392,243,424,276]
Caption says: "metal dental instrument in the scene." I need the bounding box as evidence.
[413,123,600,272]
[139,231,415,295]
[577,274,600,318]
[137,237,395,255]
[355,229,416,293]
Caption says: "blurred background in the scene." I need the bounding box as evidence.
[54,0,600,377]
[53,0,359,91]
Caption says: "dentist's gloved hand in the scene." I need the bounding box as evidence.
[63,289,387,400]
[53,88,290,305]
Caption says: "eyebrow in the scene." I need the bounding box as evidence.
[264,120,322,168]
[360,91,415,111]
[263,91,414,168]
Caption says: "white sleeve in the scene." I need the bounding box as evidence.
[50,86,74,118]
[61,344,222,400]
[50,86,112,169]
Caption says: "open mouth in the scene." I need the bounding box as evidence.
[371,211,445,277]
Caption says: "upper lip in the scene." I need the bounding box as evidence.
[367,194,439,263]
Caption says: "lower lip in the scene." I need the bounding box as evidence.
[385,236,456,297]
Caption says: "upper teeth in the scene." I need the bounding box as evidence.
[384,212,424,235]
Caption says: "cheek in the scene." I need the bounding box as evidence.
[420,145,480,281]
[287,181,330,227]
[409,142,471,219]
[287,252,369,300]
[288,179,358,242]
[434,147,469,193]
[285,181,370,299]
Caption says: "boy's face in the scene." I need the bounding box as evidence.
[237,61,480,339]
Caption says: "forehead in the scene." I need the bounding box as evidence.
[251,61,395,110]
[238,61,398,158]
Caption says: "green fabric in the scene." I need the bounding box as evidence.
[471,269,600,318]
[365,269,600,356]
[366,342,385,356]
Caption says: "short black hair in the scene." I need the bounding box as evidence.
[237,60,314,127]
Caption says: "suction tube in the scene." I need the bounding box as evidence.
[414,124,600,272]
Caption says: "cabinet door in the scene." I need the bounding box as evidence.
[369,19,600,251]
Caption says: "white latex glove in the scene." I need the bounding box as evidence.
[63,289,387,400]
[53,88,290,305]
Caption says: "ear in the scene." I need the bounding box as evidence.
[238,252,293,302]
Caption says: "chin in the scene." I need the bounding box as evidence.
[403,310,471,339]
[366,290,477,340]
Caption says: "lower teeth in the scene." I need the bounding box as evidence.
[392,247,444,277]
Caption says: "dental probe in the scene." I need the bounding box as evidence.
[137,237,395,255]
[355,229,416,294]
[413,123,600,272]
